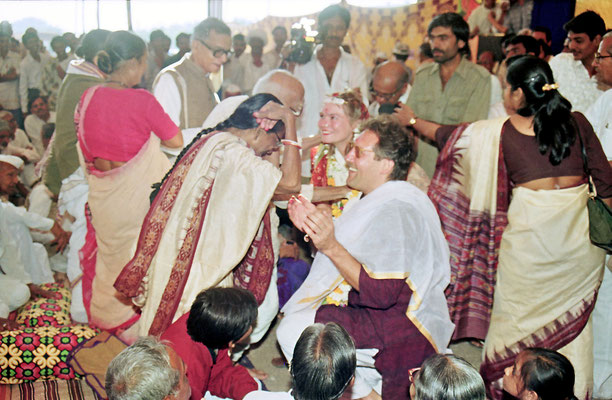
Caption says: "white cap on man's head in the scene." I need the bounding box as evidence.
[0,155,24,169]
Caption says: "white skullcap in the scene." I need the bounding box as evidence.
[247,29,268,46]
[202,95,249,130]
[0,154,24,169]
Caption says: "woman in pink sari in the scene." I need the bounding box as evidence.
[75,31,182,337]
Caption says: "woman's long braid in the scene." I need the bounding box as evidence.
[150,121,229,202]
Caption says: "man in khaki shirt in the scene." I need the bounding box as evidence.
[406,13,491,177]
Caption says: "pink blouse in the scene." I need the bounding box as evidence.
[77,86,178,162]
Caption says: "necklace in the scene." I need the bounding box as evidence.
[106,80,128,88]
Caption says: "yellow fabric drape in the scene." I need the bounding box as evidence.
[230,0,457,73]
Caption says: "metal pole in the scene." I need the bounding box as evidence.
[208,0,222,19]
[97,0,100,29]
[126,0,133,31]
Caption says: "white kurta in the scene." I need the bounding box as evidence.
[24,111,56,156]
[549,52,604,113]
[0,200,54,285]
[0,273,30,318]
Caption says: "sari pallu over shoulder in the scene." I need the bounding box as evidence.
[427,117,510,341]
[116,132,280,337]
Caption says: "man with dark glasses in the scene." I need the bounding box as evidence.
[153,18,232,151]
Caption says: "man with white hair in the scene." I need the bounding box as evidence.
[240,29,276,95]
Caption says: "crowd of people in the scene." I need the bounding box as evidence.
[0,1,611,400]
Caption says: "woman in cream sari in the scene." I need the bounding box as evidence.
[76,31,182,336]
[400,55,611,399]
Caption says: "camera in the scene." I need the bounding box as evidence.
[284,18,317,65]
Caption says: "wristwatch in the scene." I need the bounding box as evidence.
[408,117,417,126]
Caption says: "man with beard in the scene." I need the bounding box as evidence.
[277,116,453,400]
[404,12,491,177]
[549,11,606,113]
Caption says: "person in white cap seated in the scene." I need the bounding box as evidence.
[0,154,70,288]
[240,29,276,95]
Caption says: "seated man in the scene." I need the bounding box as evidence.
[245,322,356,400]
[160,287,259,400]
[277,116,454,399]
[106,336,190,400]
[0,155,69,284]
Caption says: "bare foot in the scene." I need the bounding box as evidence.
[0,318,20,331]
[54,272,69,287]
[247,367,269,380]
[271,356,286,368]
[28,284,62,300]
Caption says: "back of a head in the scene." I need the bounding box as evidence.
[291,323,356,400]
[77,29,111,62]
[193,17,231,41]
[563,10,605,40]
[414,354,485,400]
[506,55,574,165]
[96,30,146,75]
[106,337,179,400]
[520,348,577,400]
[187,287,258,349]
[419,42,434,59]
[509,35,540,55]
[428,13,469,53]
[217,93,284,133]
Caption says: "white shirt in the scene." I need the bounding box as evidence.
[19,52,51,113]
[24,111,56,156]
[0,50,21,110]
[468,4,503,35]
[549,52,604,114]
[263,50,282,69]
[585,89,612,160]
[239,54,275,95]
[294,45,369,140]
[0,200,54,285]
[223,53,244,89]
[153,66,213,144]
[3,128,40,162]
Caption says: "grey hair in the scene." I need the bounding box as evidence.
[105,337,180,400]
[193,17,230,42]
[414,354,485,400]
[252,69,296,95]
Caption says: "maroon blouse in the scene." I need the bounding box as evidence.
[435,112,612,198]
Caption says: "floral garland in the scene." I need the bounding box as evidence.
[312,144,361,307]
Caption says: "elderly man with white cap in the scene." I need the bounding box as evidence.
[0,155,69,289]
[240,29,276,95]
